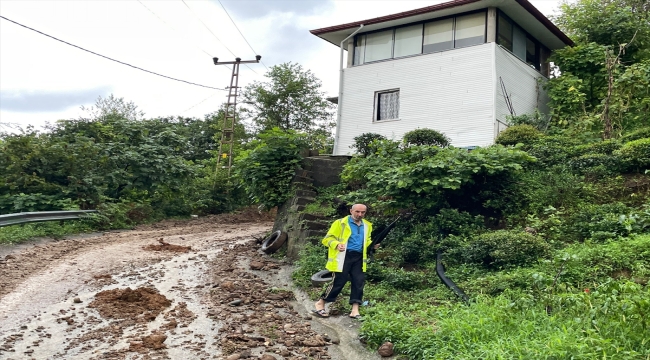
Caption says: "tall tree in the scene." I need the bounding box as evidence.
[241,62,334,133]
[546,0,650,138]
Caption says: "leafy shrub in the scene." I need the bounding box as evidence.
[562,203,650,242]
[342,144,535,217]
[621,127,650,142]
[518,167,589,216]
[234,128,307,209]
[402,128,450,147]
[351,132,386,156]
[433,209,485,238]
[505,111,550,131]
[495,125,543,146]
[463,230,551,269]
[574,139,622,155]
[568,153,623,176]
[524,136,582,168]
[615,137,650,171]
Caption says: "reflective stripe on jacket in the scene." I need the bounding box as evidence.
[322,215,373,272]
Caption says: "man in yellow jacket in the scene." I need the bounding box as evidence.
[313,203,378,319]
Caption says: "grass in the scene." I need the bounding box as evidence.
[292,235,650,359]
[0,220,98,244]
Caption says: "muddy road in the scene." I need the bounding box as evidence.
[0,211,379,360]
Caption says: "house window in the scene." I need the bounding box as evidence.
[497,13,513,51]
[423,18,453,53]
[354,35,365,65]
[394,24,423,58]
[365,30,393,62]
[352,10,487,65]
[375,90,400,121]
[526,36,540,70]
[454,13,486,48]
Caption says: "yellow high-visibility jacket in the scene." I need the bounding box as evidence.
[322,216,373,272]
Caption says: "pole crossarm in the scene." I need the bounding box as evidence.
[213,55,262,175]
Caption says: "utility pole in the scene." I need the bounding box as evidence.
[213,55,261,175]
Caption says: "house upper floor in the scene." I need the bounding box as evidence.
[310,0,573,78]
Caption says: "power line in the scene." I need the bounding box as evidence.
[137,0,212,58]
[0,15,228,91]
[137,0,232,71]
[180,0,259,75]
[179,91,221,114]
[216,0,269,71]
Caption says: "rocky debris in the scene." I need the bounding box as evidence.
[141,332,168,350]
[378,341,394,357]
[143,238,191,253]
[89,287,171,322]
[73,297,82,303]
[209,240,335,359]
[249,261,265,270]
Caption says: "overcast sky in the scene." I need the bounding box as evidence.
[0,0,564,131]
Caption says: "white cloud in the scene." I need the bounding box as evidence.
[0,0,563,131]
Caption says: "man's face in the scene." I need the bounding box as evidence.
[350,205,367,221]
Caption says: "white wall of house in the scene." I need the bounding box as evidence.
[336,43,495,155]
[494,45,550,135]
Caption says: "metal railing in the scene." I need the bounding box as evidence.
[0,210,98,228]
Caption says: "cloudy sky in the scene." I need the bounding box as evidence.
[0,0,563,131]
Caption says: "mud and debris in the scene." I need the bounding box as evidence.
[0,207,374,359]
[143,239,191,253]
[89,287,172,322]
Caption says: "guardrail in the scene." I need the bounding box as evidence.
[0,210,98,228]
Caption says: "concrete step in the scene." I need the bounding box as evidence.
[292,182,314,191]
[292,197,315,206]
[295,189,317,198]
[302,220,330,231]
[300,213,330,222]
[294,169,314,179]
[290,204,306,212]
[291,175,314,184]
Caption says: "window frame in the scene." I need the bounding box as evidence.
[373,89,401,122]
[352,9,488,66]
[496,10,546,73]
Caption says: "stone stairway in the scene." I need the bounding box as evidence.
[274,155,351,259]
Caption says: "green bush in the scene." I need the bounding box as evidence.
[463,230,551,269]
[568,153,623,176]
[525,136,582,168]
[621,127,650,142]
[495,125,543,146]
[402,128,450,147]
[433,209,485,238]
[615,137,650,171]
[574,139,622,155]
[234,128,307,209]
[505,111,550,131]
[351,133,386,156]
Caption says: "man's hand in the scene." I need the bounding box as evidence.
[337,243,346,252]
[373,243,380,250]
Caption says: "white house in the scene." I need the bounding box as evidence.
[310,0,573,155]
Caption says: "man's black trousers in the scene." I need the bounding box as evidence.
[320,251,365,305]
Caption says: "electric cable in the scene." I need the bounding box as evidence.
[179,91,221,114]
[0,15,228,91]
[137,0,232,71]
[180,0,260,75]
[216,0,269,71]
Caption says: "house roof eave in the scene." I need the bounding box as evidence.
[310,0,573,49]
